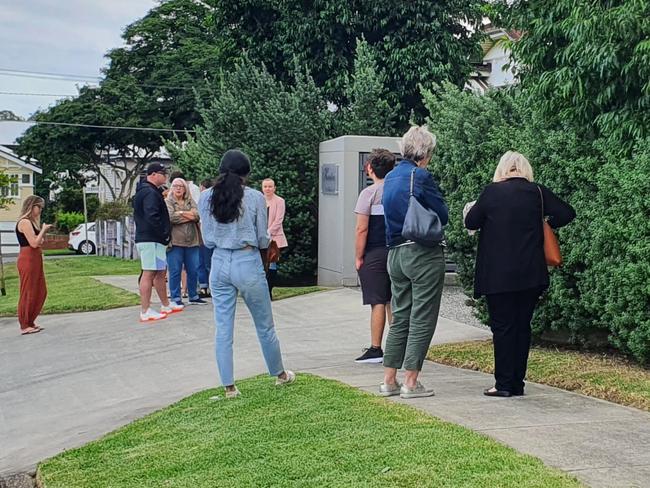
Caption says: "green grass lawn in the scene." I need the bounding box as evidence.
[428,340,650,412]
[37,374,580,488]
[273,285,327,301]
[0,256,141,316]
[42,248,77,256]
[0,255,327,316]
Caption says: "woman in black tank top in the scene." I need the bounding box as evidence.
[15,195,52,335]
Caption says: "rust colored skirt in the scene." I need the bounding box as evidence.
[17,246,47,330]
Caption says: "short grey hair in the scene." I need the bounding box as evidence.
[399,125,437,162]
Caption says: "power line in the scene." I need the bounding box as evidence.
[0,120,195,134]
[0,67,101,81]
[0,91,76,97]
[0,68,198,91]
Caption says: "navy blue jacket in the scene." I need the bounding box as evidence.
[133,181,171,245]
[382,160,448,248]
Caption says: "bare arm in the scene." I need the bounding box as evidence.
[19,219,51,248]
[354,214,369,270]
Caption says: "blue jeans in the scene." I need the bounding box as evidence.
[198,245,213,288]
[167,245,200,302]
[210,247,285,386]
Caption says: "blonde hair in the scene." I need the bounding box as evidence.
[493,151,534,182]
[400,125,437,162]
[18,195,45,229]
[262,178,275,186]
[167,178,191,203]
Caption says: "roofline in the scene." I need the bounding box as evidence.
[0,145,42,174]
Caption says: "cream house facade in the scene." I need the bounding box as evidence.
[0,145,42,255]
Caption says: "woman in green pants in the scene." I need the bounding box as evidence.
[379,126,448,399]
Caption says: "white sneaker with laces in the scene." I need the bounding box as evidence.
[140,308,167,322]
[161,302,184,314]
[276,370,296,386]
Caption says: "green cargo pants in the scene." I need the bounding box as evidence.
[383,243,445,371]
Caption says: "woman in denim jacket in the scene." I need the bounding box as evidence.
[199,150,295,399]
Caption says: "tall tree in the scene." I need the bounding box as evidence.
[341,39,398,136]
[168,58,332,277]
[104,0,236,130]
[16,83,164,201]
[209,0,484,124]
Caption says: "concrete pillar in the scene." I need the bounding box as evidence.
[317,135,400,287]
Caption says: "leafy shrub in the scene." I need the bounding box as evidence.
[424,83,650,363]
[95,200,133,221]
[55,211,84,234]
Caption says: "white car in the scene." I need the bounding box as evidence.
[68,222,96,255]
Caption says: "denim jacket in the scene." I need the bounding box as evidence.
[382,159,448,248]
[198,186,270,250]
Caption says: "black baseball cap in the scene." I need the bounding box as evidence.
[146,162,168,175]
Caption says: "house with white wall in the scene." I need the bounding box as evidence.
[466,23,520,93]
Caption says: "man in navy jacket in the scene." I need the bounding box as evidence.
[133,162,181,322]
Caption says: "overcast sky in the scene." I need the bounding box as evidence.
[0,0,157,120]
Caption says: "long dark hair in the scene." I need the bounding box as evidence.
[211,149,251,223]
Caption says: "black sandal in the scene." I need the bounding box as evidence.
[483,387,512,397]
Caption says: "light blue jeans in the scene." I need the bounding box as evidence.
[210,247,285,386]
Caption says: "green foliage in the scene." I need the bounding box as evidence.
[55,211,85,234]
[209,0,483,124]
[169,58,332,277]
[95,200,133,222]
[503,0,650,143]
[340,39,398,136]
[424,84,650,363]
[104,0,236,129]
[0,172,16,210]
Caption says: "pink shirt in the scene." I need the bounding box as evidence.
[266,194,288,248]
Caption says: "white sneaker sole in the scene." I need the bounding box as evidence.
[162,309,183,315]
[355,357,384,364]
[400,390,435,399]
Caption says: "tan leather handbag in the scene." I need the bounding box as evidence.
[538,186,562,267]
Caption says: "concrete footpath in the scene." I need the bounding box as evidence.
[1,283,649,488]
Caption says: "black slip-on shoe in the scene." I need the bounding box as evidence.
[483,388,512,397]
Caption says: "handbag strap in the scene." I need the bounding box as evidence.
[537,185,546,223]
[409,168,416,197]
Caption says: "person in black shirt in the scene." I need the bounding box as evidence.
[353,149,396,363]
[465,151,575,397]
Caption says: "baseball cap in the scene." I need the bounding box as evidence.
[146,162,168,175]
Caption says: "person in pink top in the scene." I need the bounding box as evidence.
[262,178,288,298]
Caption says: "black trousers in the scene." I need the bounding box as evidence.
[486,288,541,393]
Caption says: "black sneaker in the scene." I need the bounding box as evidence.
[355,347,383,364]
[188,298,208,305]
[199,288,211,298]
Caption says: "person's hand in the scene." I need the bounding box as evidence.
[355,257,364,271]
[42,223,53,233]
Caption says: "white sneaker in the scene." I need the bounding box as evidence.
[140,308,167,322]
[276,370,296,386]
[161,302,184,315]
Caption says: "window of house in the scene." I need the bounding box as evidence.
[21,174,31,185]
[1,174,20,198]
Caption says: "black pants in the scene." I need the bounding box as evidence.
[486,288,541,393]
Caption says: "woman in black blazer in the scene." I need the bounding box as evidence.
[465,151,575,397]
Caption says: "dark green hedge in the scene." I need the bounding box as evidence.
[425,83,650,363]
